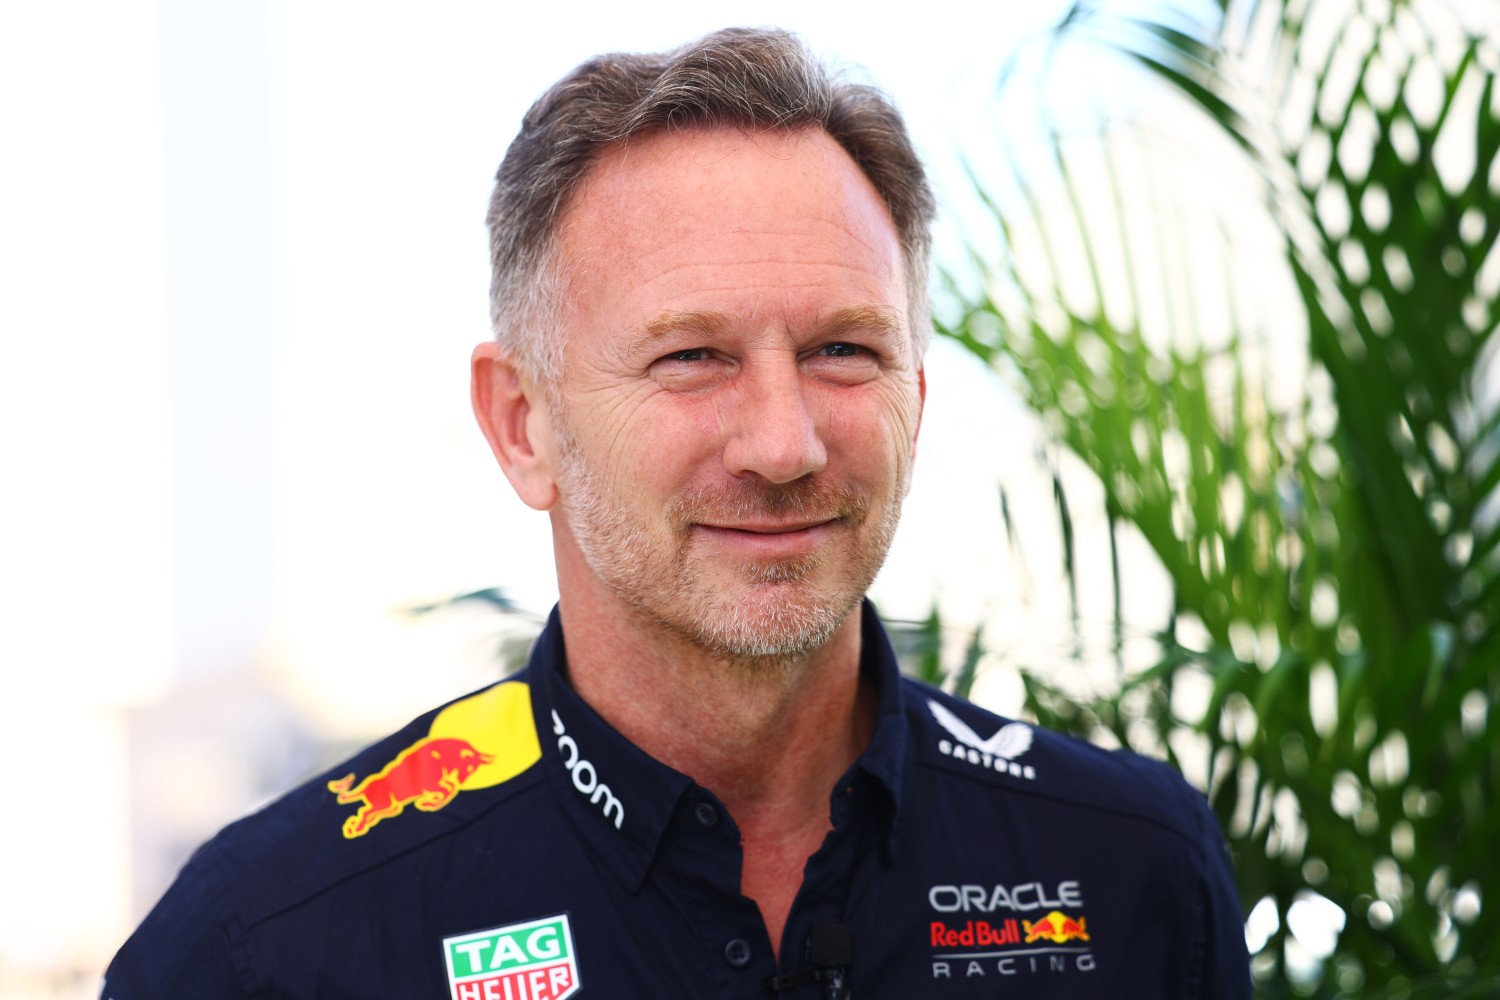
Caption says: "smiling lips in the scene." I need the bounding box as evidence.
[701,518,836,534]
[692,517,840,559]
[668,478,866,560]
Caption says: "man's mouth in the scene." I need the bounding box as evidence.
[690,517,840,559]
[669,479,867,556]
[697,517,838,535]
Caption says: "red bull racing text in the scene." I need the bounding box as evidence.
[927,881,1096,984]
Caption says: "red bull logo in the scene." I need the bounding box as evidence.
[327,681,542,838]
[1022,910,1090,944]
[328,738,493,838]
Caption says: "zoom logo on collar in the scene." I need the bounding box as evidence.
[552,711,625,829]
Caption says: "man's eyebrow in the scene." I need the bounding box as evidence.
[637,310,734,342]
[815,305,906,341]
[632,305,904,344]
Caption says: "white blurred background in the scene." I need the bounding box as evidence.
[0,2,1191,996]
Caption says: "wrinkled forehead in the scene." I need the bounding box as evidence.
[550,126,910,337]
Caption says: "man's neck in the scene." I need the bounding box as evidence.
[556,589,874,816]
[553,571,878,956]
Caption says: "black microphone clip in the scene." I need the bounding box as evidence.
[763,924,852,999]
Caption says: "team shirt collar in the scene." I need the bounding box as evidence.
[528,600,909,893]
[852,599,908,859]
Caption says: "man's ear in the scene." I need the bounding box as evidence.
[911,366,926,458]
[471,342,559,511]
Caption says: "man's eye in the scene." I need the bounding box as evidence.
[664,348,709,362]
[820,343,863,358]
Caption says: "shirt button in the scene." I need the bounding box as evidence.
[723,938,752,968]
[694,802,719,828]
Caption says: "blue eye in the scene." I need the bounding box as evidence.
[821,343,862,357]
[665,348,709,362]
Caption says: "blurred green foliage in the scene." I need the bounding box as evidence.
[939,0,1498,995]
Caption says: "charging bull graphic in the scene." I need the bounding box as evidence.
[1023,911,1090,945]
[328,738,494,838]
[327,681,542,839]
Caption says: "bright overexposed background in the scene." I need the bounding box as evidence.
[0,2,1213,996]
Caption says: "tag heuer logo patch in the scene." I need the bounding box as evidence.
[443,914,579,1000]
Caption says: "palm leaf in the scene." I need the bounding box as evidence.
[943,0,1500,993]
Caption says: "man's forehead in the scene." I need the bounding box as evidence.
[538,123,913,370]
[557,126,894,250]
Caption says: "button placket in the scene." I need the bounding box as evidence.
[723,938,753,968]
[663,796,772,991]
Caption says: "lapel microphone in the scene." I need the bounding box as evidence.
[764,924,852,998]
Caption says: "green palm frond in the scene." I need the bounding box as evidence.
[943,0,1499,994]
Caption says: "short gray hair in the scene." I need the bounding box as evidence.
[486,27,937,381]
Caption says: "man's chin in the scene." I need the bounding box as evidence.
[734,555,823,586]
[672,583,858,665]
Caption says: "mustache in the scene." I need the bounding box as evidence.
[668,478,866,525]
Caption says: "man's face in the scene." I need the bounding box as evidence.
[544,127,924,660]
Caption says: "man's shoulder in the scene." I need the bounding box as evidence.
[188,673,552,930]
[902,678,1215,849]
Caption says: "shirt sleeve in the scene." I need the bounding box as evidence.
[1192,792,1252,999]
[101,860,248,1000]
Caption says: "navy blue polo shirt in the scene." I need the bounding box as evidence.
[105,603,1249,998]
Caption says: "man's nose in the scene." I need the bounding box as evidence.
[721,360,828,483]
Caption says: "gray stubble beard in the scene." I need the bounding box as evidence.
[552,421,907,670]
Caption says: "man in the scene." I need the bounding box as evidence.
[106,28,1250,998]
